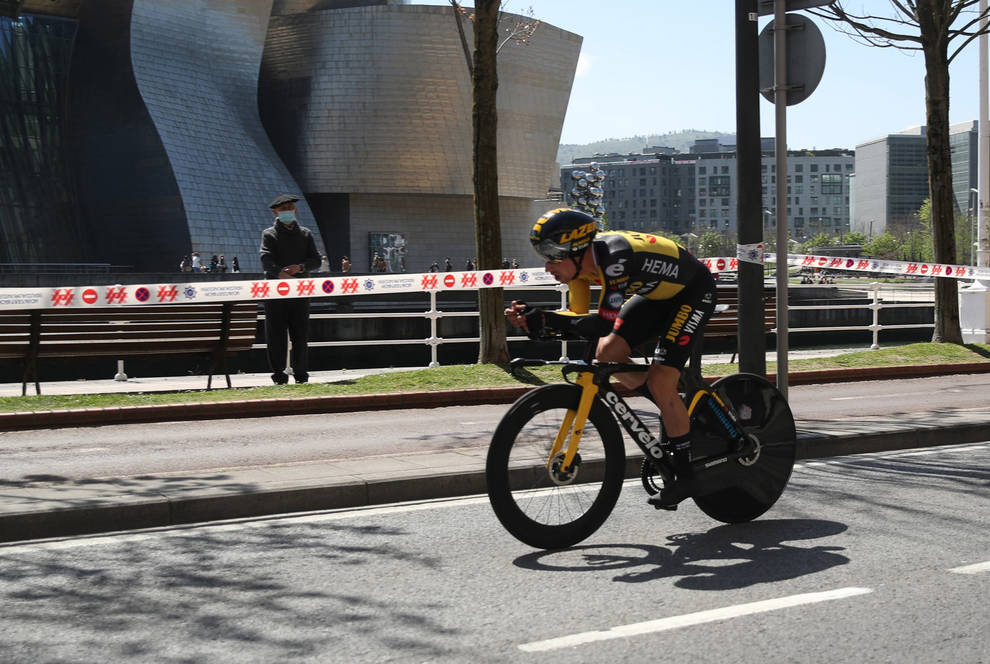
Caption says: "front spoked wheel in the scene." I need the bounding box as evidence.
[690,373,796,523]
[486,384,625,550]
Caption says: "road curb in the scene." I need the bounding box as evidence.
[3,418,989,544]
[4,362,990,431]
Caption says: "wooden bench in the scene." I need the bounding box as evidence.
[701,285,777,362]
[0,303,258,395]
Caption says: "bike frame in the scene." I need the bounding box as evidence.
[538,360,752,477]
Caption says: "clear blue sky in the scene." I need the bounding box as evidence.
[416,1,984,150]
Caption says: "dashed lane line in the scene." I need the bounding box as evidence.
[948,561,990,575]
[517,587,874,653]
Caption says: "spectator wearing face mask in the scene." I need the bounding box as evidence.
[259,194,322,385]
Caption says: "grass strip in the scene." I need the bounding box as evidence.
[1,342,988,414]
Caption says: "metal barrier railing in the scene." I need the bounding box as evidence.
[786,282,935,349]
[253,281,936,370]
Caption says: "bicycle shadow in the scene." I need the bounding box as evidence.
[513,518,849,590]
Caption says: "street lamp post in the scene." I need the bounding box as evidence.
[971,188,980,265]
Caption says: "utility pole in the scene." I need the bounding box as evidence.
[735,0,766,377]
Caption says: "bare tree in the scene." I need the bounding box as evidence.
[449,1,540,73]
[448,1,540,363]
[809,0,990,343]
[471,0,507,363]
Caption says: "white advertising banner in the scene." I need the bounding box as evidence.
[2,253,985,311]
[0,269,559,311]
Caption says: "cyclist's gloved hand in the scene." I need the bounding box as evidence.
[522,307,546,340]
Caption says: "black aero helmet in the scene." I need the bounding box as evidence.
[530,208,599,262]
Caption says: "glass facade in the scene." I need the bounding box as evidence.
[0,14,89,263]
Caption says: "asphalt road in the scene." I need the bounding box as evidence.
[3,374,990,481]
[0,442,986,663]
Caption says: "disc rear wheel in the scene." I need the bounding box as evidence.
[689,373,796,523]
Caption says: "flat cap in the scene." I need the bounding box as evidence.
[268,193,300,209]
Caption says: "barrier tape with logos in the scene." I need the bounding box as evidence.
[702,253,990,280]
[0,253,984,311]
[0,269,560,311]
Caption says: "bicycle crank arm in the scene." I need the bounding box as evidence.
[691,435,760,474]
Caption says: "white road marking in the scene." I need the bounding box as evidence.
[948,561,990,575]
[517,587,874,652]
[830,393,904,401]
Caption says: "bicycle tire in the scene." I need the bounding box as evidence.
[689,373,796,523]
[486,384,625,549]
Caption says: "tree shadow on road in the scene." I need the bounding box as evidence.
[513,518,850,590]
[0,517,469,662]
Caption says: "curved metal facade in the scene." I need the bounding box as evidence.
[129,0,322,271]
[261,4,580,198]
[259,4,581,269]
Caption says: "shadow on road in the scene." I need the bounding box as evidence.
[0,519,465,661]
[513,518,850,589]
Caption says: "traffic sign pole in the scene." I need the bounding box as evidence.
[773,0,790,398]
[735,0,767,378]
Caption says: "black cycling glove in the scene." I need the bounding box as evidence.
[522,307,546,340]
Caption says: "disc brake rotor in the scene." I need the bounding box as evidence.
[549,452,581,485]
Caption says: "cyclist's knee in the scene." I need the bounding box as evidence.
[596,333,631,362]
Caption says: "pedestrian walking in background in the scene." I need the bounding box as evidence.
[340,255,351,272]
[465,258,474,271]
[319,254,330,273]
[218,255,227,273]
[179,255,191,272]
[191,252,201,272]
[260,194,321,385]
[231,256,240,273]
[444,257,453,271]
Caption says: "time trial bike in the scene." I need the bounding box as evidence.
[485,333,796,550]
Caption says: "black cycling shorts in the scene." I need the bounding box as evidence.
[609,273,717,369]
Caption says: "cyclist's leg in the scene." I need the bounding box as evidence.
[646,276,717,508]
[595,333,642,389]
[600,295,661,391]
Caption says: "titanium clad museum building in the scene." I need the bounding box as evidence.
[0,0,581,272]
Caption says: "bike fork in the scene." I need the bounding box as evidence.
[546,372,598,473]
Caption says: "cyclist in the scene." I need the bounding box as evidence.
[505,208,717,509]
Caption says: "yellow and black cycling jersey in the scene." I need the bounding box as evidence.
[545,231,712,339]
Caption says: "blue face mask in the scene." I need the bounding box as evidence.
[277,210,296,224]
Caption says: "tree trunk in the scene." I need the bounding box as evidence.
[921,7,963,343]
[472,0,509,363]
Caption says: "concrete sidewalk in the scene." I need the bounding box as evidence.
[3,347,990,544]
[2,400,990,544]
[0,346,875,398]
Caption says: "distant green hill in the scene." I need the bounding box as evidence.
[557,129,735,165]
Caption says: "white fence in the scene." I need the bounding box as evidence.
[258,281,937,368]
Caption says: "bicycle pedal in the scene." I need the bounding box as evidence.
[651,501,677,511]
